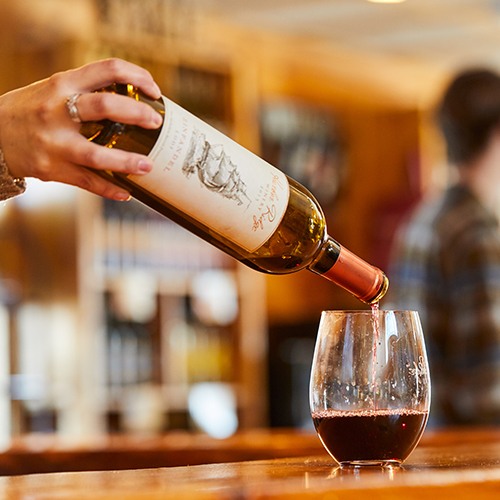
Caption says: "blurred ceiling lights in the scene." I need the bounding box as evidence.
[201,0,500,73]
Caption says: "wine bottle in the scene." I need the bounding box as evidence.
[81,84,388,304]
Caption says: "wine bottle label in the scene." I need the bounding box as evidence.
[129,97,290,252]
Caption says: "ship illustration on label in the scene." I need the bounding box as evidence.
[182,129,251,207]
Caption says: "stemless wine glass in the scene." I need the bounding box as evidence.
[310,310,430,467]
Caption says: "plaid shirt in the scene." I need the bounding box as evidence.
[388,184,500,426]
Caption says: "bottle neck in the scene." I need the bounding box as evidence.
[309,237,389,304]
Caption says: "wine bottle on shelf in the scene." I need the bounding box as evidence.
[81,84,388,304]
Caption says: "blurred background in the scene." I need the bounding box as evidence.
[0,0,498,446]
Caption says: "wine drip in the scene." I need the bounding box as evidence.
[371,301,380,409]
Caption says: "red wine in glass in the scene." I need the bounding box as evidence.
[312,408,428,465]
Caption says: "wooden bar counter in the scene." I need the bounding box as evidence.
[2,427,500,499]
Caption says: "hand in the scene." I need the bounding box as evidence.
[0,58,163,200]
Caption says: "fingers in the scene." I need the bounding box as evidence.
[70,138,154,176]
[80,170,133,201]
[54,163,133,201]
[32,137,151,201]
[58,59,164,129]
[25,125,153,200]
[68,58,162,99]
[75,92,163,129]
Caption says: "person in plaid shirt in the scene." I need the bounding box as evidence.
[388,68,500,427]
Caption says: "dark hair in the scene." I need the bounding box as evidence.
[437,68,500,166]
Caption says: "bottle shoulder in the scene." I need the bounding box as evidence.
[245,176,327,273]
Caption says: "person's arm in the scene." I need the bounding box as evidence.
[0,58,163,201]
